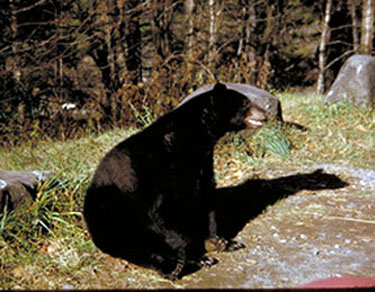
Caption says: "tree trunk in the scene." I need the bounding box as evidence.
[348,0,360,53]
[237,0,256,57]
[236,0,257,84]
[261,4,276,44]
[257,3,280,89]
[317,0,332,94]
[360,0,375,55]
[9,0,25,123]
[140,0,157,83]
[208,0,216,70]
[185,0,195,60]
[157,0,172,58]
[125,0,142,84]
[9,0,17,53]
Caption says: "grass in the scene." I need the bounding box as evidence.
[280,93,375,168]
[0,128,138,289]
[0,92,374,289]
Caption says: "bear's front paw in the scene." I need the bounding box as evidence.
[204,236,227,253]
[224,239,246,252]
[205,237,246,253]
[199,255,218,267]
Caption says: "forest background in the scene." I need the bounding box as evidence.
[0,0,374,145]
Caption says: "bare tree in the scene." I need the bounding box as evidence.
[207,0,216,70]
[348,0,360,53]
[141,0,157,83]
[156,0,172,58]
[8,0,26,123]
[317,0,332,94]
[237,0,256,58]
[184,0,195,61]
[124,0,142,84]
[360,0,375,55]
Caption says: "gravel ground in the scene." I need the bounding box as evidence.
[170,164,375,288]
[315,164,375,191]
[74,164,375,289]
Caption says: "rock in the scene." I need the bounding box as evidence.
[0,170,55,212]
[182,83,283,122]
[61,284,74,290]
[326,55,375,107]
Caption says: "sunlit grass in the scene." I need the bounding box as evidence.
[279,93,375,168]
[0,128,138,289]
[214,93,375,185]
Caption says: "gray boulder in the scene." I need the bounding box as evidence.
[181,83,283,122]
[326,55,375,107]
[0,170,55,212]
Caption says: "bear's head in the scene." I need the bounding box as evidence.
[211,83,267,134]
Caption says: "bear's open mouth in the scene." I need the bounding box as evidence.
[244,117,264,128]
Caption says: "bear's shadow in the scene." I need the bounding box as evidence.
[179,169,348,278]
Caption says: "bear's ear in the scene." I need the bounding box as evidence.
[211,82,227,107]
[213,82,227,94]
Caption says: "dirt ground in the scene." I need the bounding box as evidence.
[176,165,375,289]
[83,164,375,289]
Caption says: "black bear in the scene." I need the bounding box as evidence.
[83,83,267,280]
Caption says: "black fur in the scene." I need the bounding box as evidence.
[83,83,349,280]
[83,83,258,279]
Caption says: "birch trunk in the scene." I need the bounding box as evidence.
[237,2,247,56]
[348,0,360,53]
[185,0,195,60]
[317,0,332,94]
[360,0,375,55]
[208,0,216,68]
